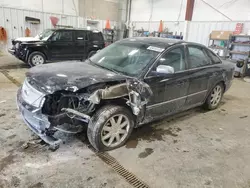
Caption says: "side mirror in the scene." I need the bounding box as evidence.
[156,65,174,74]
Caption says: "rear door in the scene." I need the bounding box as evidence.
[144,45,190,118]
[47,30,74,60]
[74,30,89,59]
[185,45,214,107]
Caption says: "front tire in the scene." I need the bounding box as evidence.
[204,83,224,110]
[87,105,134,151]
[28,52,46,66]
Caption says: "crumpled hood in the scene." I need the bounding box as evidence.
[26,61,127,93]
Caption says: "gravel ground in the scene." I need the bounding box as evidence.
[0,54,250,188]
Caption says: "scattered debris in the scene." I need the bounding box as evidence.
[138,148,154,158]
[239,115,248,119]
[21,143,29,149]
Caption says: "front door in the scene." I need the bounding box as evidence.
[47,30,74,60]
[144,45,190,118]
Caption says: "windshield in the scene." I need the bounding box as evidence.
[89,42,160,77]
[37,29,54,41]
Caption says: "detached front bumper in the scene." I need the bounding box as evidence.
[17,88,61,148]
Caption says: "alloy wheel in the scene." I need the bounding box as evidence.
[101,114,130,147]
[210,85,222,107]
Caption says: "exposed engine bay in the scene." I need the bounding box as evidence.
[40,79,153,133]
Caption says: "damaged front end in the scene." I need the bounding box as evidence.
[17,78,152,148]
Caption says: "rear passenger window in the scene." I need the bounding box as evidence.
[188,46,211,69]
[75,31,88,40]
[92,32,104,41]
[206,49,221,64]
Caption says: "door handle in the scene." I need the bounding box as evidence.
[160,78,169,82]
[177,81,185,86]
[209,72,219,78]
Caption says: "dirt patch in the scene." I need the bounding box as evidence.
[11,176,21,187]
[126,126,182,149]
[0,113,5,117]
[0,64,29,70]
[28,182,44,188]
[7,134,16,139]
[125,140,138,149]
[239,115,248,119]
[0,153,16,172]
[138,148,154,158]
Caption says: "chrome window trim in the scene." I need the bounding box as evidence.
[146,90,207,109]
[144,44,222,79]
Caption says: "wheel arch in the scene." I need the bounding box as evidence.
[205,80,225,102]
[26,48,48,61]
[97,97,137,120]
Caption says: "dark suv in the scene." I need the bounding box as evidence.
[8,28,105,66]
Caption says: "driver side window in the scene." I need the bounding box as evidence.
[151,46,186,73]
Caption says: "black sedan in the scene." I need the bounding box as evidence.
[17,37,234,151]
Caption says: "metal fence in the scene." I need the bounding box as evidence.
[0,6,119,49]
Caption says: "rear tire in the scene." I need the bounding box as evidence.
[87,105,134,151]
[204,83,224,110]
[28,51,46,67]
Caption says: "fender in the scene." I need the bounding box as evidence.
[26,46,49,61]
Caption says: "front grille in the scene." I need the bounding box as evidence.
[22,79,45,108]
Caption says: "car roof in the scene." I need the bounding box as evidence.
[120,37,182,48]
[51,28,101,32]
[119,37,206,49]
